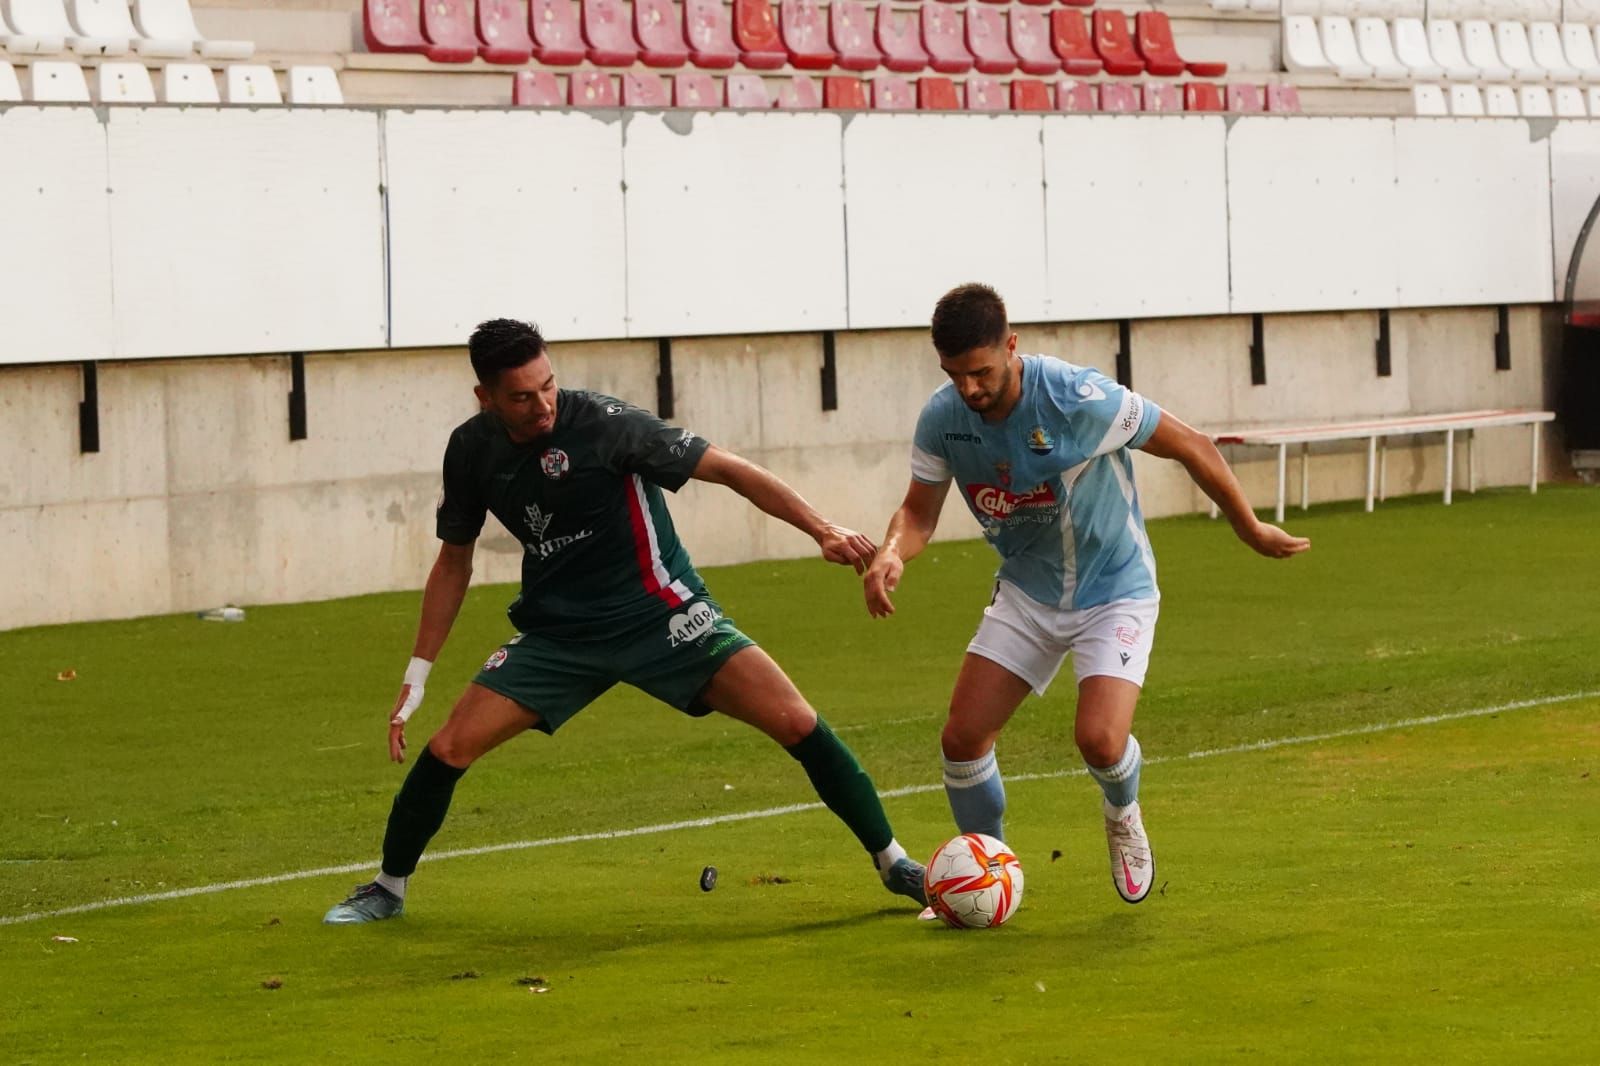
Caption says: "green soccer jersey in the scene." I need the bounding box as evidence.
[435,391,713,639]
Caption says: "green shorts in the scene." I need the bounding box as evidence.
[470,594,756,734]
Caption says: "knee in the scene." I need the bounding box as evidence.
[425,730,479,770]
[1075,722,1125,769]
[941,717,994,763]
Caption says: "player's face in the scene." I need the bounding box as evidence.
[477,355,558,442]
[940,333,1021,420]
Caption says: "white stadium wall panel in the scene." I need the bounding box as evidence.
[1548,123,1600,303]
[843,114,1050,330]
[0,109,116,366]
[384,109,628,348]
[1226,118,1401,314]
[622,111,848,338]
[1041,116,1230,321]
[105,108,387,360]
[1393,119,1554,307]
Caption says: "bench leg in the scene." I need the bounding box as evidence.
[1300,442,1310,511]
[1378,439,1388,502]
[1444,428,1454,506]
[1469,429,1477,494]
[1275,443,1286,524]
[1531,422,1541,494]
[1365,436,1376,512]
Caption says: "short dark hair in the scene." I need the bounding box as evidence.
[468,318,546,385]
[931,283,1009,359]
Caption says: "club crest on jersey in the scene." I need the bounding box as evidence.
[540,448,570,480]
[483,648,508,671]
[1026,425,1055,456]
[667,601,720,648]
[966,482,1059,520]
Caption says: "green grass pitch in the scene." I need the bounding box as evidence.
[2,487,1598,1063]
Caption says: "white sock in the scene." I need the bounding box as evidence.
[374,872,408,899]
[873,839,909,881]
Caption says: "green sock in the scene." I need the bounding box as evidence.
[380,745,467,878]
[785,716,894,855]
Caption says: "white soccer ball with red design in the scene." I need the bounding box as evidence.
[923,833,1024,929]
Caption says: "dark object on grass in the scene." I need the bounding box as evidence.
[1050,850,1062,862]
[700,865,718,892]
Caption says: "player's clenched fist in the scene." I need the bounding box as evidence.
[863,551,904,618]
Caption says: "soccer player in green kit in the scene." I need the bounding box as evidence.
[324,319,928,923]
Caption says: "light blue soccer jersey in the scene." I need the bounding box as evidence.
[911,355,1162,610]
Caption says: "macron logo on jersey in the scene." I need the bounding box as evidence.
[966,482,1059,520]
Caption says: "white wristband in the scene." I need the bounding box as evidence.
[403,657,432,689]
[393,657,432,724]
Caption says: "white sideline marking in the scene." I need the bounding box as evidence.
[2,689,1594,928]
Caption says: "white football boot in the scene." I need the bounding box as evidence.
[1104,800,1154,904]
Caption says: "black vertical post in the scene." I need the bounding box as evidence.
[288,352,308,441]
[1249,313,1267,386]
[656,337,674,418]
[1115,319,1132,388]
[820,331,838,412]
[1494,305,1511,371]
[79,361,100,454]
[1375,309,1392,378]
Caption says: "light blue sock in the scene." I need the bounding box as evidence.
[1087,734,1142,809]
[943,749,1006,841]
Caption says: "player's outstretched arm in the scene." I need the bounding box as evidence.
[388,540,476,763]
[863,478,951,618]
[1138,414,1311,559]
[690,445,876,572]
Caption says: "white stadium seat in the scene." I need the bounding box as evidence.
[1518,84,1555,112]
[1412,82,1449,112]
[1356,17,1412,75]
[161,60,218,103]
[1553,83,1589,111]
[1559,22,1600,79]
[1394,18,1447,75]
[1320,15,1379,76]
[97,59,155,101]
[0,60,21,99]
[1590,84,1600,111]
[1428,21,1491,78]
[1528,21,1582,77]
[1248,0,1279,12]
[133,0,252,60]
[1495,20,1555,78]
[1461,19,1514,78]
[11,0,121,56]
[1485,83,1520,112]
[1448,82,1485,113]
[224,63,280,104]
[1212,0,1250,11]
[0,0,64,52]
[1284,15,1336,72]
[287,64,342,105]
[68,0,190,57]
[28,57,89,100]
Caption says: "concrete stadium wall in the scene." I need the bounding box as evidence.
[0,305,1558,631]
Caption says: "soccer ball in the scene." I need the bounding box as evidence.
[924,833,1024,929]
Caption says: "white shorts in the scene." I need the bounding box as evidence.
[966,581,1159,696]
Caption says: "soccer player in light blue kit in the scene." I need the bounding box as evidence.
[864,283,1309,905]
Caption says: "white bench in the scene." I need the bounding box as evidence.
[1209,408,1556,521]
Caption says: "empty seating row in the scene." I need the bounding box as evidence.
[367,0,1226,79]
[0,60,342,103]
[514,68,1299,109]
[0,0,251,59]
[1412,79,1599,111]
[1284,0,1600,81]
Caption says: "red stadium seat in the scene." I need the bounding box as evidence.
[776,72,821,107]
[781,0,834,69]
[512,68,563,105]
[364,0,476,61]
[917,75,961,109]
[1009,8,1061,76]
[734,0,788,68]
[922,5,974,74]
[830,0,880,72]
[1142,81,1180,112]
[1227,82,1263,112]
[571,68,619,105]
[581,0,638,65]
[1017,0,1052,6]
[529,0,585,65]
[673,70,721,105]
[1012,79,1052,110]
[824,74,866,108]
[967,74,1008,109]
[727,72,771,106]
[1058,79,1098,111]
[1135,12,1226,78]
[1061,0,1095,7]
[1092,11,1144,76]
[421,0,485,63]
[477,0,535,63]
[622,70,670,105]
[683,0,738,68]
[635,0,689,67]
[1099,81,1138,111]
[966,8,1018,74]
[1265,82,1301,113]
[877,7,928,73]
[1050,11,1104,77]
[872,74,915,109]
[1183,81,1223,111]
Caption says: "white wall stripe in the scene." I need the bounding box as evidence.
[2,688,1593,927]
